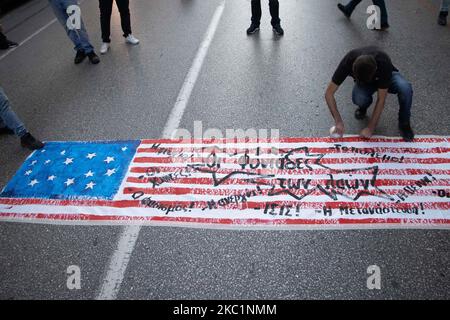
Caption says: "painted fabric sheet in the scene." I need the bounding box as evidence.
[0,136,449,229]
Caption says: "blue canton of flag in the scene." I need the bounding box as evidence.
[0,141,139,200]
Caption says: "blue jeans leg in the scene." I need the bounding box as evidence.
[388,72,413,124]
[0,87,27,138]
[352,83,377,111]
[49,0,94,53]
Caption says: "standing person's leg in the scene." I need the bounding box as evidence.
[247,0,262,34]
[0,87,44,149]
[116,0,139,44]
[388,72,414,141]
[373,0,389,27]
[0,87,27,137]
[49,0,98,63]
[99,0,114,43]
[251,0,262,26]
[337,0,363,18]
[115,0,131,37]
[49,0,84,52]
[269,0,280,26]
[352,83,377,119]
[438,0,449,26]
[269,0,283,35]
[76,18,95,54]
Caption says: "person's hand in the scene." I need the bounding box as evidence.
[360,127,373,139]
[330,122,344,138]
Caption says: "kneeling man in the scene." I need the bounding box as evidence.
[325,46,414,141]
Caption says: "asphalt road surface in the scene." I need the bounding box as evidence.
[0,0,449,299]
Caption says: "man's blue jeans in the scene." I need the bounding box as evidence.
[441,0,449,12]
[48,0,94,53]
[343,0,388,25]
[352,72,413,124]
[0,87,27,138]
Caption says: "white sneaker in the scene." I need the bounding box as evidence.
[125,34,140,45]
[100,42,110,54]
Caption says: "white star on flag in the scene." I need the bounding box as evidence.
[45,160,51,164]
[30,160,38,166]
[105,168,117,177]
[86,153,96,159]
[24,170,32,176]
[28,179,39,187]
[61,150,66,155]
[48,175,56,181]
[84,170,94,178]
[85,182,96,190]
[64,178,75,187]
[64,158,74,165]
[121,147,128,152]
[104,156,115,164]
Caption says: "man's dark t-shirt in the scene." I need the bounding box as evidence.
[332,46,398,89]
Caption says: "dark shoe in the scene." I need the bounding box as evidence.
[87,51,100,64]
[337,3,351,18]
[381,22,390,29]
[0,127,14,135]
[272,24,284,36]
[399,122,415,142]
[355,107,367,120]
[6,39,18,48]
[438,11,448,26]
[74,50,86,64]
[0,41,9,50]
[246,23,260,35]
[20,133,44,150]
[0,39,18,49]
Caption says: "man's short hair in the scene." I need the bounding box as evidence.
[352,55,377,84]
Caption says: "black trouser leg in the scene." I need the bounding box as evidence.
[269,0,280,26]
[115,0,132,37]
[99,0,114,43]
[251,0,262,26]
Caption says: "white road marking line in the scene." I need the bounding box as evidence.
[96,0,226,300]
[0,0,88,62]
[0,18,57,62]
[161,0,226,139]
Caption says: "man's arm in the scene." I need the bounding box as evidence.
[360,88,388,138]
[325,81,345,136]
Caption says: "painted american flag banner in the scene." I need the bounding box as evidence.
[0,136,449,229]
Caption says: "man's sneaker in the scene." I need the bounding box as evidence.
[438,11,448,26]
[272,24,284,36]
[354,107,367,120]
[74,50,86,64]
[0,127,14,135]
[246,24,260,35]
[100,42,110,54]
[399,122,415,142]
[125,34,140,45]
[337,3,351,18]
[87,51,100,64]
[20,133,44,150]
